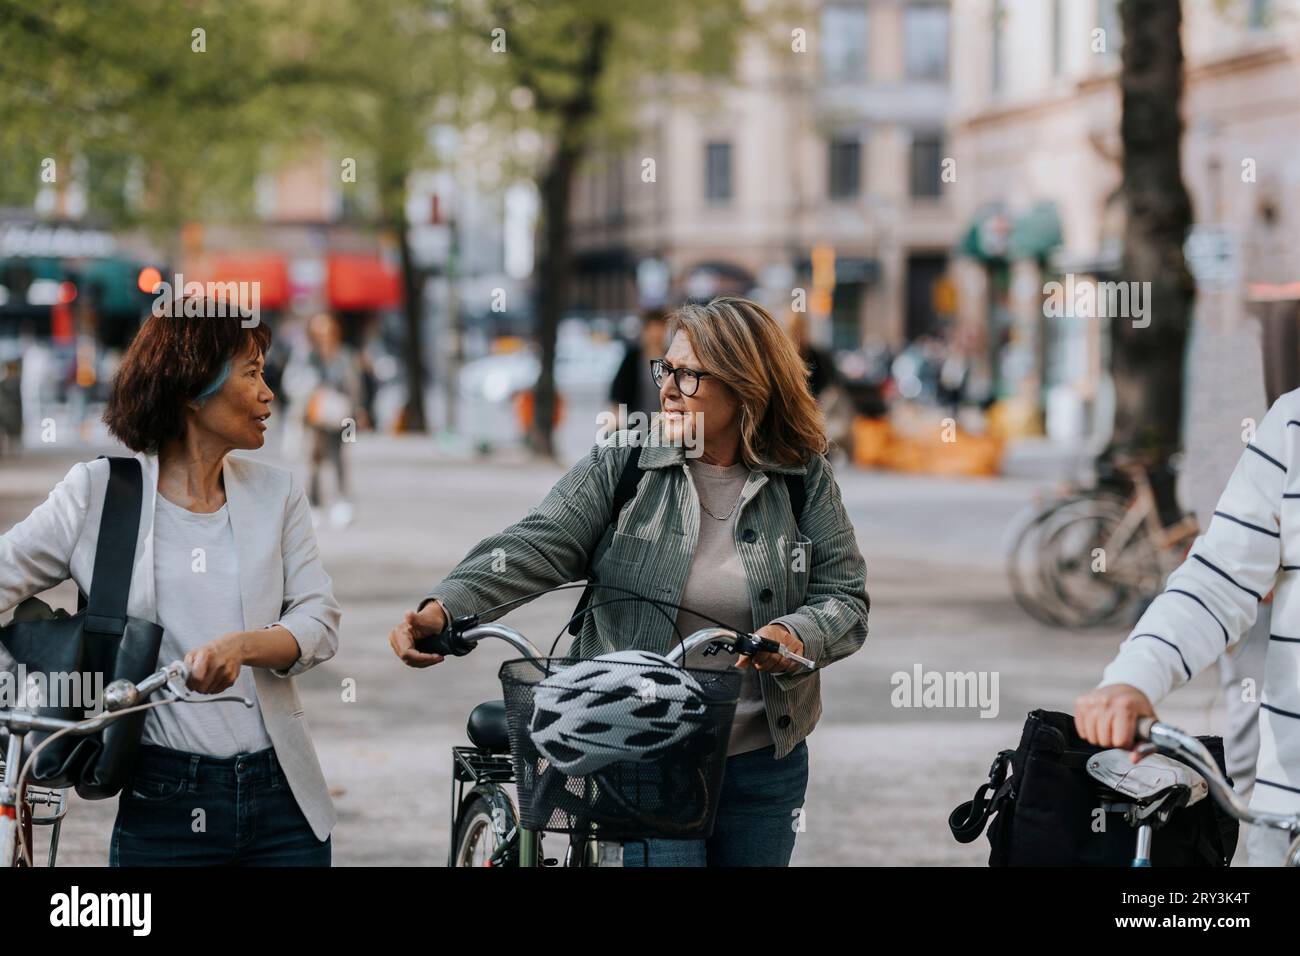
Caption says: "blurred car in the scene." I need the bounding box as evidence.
[459,321,624,402]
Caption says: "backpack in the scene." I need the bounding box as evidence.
[567,445,806,636]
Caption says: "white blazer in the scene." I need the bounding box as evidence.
[0,450,340,841]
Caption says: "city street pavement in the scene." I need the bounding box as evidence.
[0,429,1225,866]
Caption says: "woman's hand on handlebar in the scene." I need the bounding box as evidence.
[389,601,447,668]
[1074,683,1156,758]
[738,623,805,674]
[184,634,244,694]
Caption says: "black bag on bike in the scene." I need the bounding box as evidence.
[0,457,164,800]
[948,709,1239,866]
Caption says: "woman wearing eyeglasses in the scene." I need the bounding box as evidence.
[387,296,870,867]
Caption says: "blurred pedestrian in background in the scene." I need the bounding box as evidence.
[0,356,21,456]
[284,311,366,529]
[786,310,851,462]
[609,308,669,426]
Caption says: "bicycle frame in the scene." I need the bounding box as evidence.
[0,707,120,867]
[0,660,250,867]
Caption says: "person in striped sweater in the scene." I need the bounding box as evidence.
[1076,387,1300,865]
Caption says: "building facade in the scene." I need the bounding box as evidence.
[569,0,961,353]
[949,0,1300,440]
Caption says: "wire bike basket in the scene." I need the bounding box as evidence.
[498,656,742,840]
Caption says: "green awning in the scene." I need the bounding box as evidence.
[959,204,1013,262]
[1009,201,1063,261]
[0,256,63,281]
[960,202,1063,263]
[75,257,150,315]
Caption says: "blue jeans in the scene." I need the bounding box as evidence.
[110,744,330,867]
[622,740,809,867]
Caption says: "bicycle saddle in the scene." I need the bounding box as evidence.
[466,700,511,755]
[1087,750,1209,808]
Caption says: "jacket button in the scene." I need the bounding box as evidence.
[759,587,773,602]
[777,715,792,729]
[742,528,757,544]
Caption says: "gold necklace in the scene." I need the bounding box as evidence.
[698,484,745,521]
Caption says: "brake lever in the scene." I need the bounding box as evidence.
[777,644,815,669]
[180,690,256,709]
[740,634,815,670]
[1131,742,1158,761]
[164,673,254,709]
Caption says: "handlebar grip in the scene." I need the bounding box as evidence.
[412,616,478,657]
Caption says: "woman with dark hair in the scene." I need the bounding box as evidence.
[0,307,340,866]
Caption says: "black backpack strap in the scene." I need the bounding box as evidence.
[949,750,1014,844]
[83,457,144,636]
[782,471,806,530]
[567,446,645,636]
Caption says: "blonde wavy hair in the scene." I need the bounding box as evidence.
[667,296,828,469]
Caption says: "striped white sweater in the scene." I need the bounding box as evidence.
[1101,387,1300,814]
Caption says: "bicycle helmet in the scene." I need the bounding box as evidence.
[528,649,709,776]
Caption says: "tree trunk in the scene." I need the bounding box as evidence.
[1109,0,1195,469]
[529,20,611,460]
[394,201,429,434]
[532,143,577,460]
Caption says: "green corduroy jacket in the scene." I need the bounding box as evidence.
[426,433,870,758]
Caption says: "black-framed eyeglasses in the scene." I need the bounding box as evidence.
[650,358,712,397]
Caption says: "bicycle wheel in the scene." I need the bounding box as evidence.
[452,787,518,867]
[1037,499,1150,627]
[1006,493,1126,627]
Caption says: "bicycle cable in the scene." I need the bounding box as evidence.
[445,580,760,668]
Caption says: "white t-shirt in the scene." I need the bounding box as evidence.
[142,494,273,756]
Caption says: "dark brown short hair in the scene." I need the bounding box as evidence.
[104,311,272,452]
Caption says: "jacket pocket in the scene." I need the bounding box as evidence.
[602,530,652,569]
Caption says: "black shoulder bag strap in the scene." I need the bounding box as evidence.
[783,471,806,529]
[949,750,1015,844]
[567,446,646,636]
[81,456,144,635]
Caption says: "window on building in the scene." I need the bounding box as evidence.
[1249,0,1271,29]
[606,155,624,218]
[829,138,861,200]
[910,133,944,199]
[821,4,868,82]
[1051,0,1064,77]
[705,141,732,204]
[1097,0,1122,58]
[991,0,1005,94]
[831,283,865,352]
[904,4,950,81]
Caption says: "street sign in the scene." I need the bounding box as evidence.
[1184,224,1239,291]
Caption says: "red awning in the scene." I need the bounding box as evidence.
[188,254,290,310]
[326,253,402,311]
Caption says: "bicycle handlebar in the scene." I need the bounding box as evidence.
[0,659,253,736]
[415,615,814,669]
[1135,717,1296,833]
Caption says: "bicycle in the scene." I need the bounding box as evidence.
[1133,716,1297,866]
[1007,458,1199,629]
[420,602,812,867]
[0,659,253,867]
